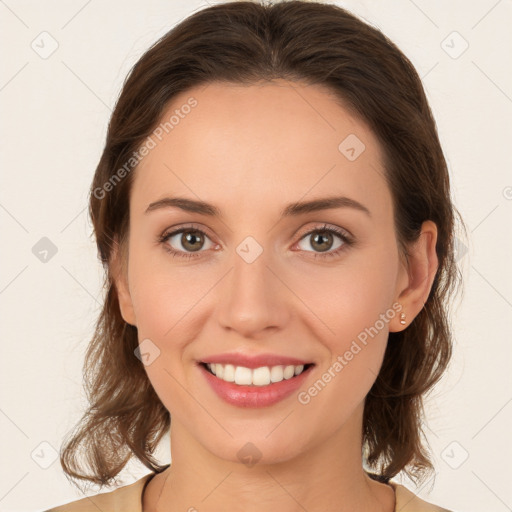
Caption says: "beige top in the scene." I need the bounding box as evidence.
[46,472,453,512]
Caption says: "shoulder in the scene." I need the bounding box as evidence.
[45,473,154,512]
[391,482,453,512]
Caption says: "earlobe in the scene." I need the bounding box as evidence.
[390,221,438,332]
[110,238,137,327]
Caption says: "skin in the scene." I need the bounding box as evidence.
[113,79,438,512]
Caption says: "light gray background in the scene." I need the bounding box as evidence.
[1,1,511,511]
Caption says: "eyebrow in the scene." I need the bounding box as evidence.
[145,195,371,218]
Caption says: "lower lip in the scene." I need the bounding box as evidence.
[199,363,314,408]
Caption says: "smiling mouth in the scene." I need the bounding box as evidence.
[200,362,315,386]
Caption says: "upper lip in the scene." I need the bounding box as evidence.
[199,353,314,369]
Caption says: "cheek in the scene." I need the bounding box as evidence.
[127,235,208,339]
[289,242,399,347]
[295,287,395,426]
[126,252,209,414]
[289,246,398,408]
[126,247,220,403]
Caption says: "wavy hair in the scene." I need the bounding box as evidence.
[59,0,464,492]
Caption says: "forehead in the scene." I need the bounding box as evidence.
[131,79,391,219]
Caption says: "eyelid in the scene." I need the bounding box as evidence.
[159,222,352,245]
[294,222,353,241]
[158,222,354,259]
[160,222,217,242]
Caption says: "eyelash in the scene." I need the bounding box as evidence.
[157,223,354,260]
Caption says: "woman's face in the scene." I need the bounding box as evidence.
[116,79,411,464]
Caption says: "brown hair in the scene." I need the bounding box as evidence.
[60,0,463,492]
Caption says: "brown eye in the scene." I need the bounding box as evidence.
[309,231,335,252]
[180,230,205,252]
[297,227,347,254]
[161,227,215,258]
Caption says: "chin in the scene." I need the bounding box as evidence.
[200,428,313,468]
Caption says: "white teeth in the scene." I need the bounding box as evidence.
[283,365,295,379]
[223,364,235,382]
[234,366,252,385]
[252,366,270,386]
[270,365,284,383]
[205,362,308,386]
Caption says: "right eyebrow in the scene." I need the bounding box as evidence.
[280,195,371,218]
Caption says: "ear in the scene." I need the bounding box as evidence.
[110,236,137,327]
[390,220,438,332]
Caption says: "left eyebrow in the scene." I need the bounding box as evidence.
[144,195,371,218]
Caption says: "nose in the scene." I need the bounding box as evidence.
[216,245,291,338]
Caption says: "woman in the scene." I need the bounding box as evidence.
[47,1,462,510]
